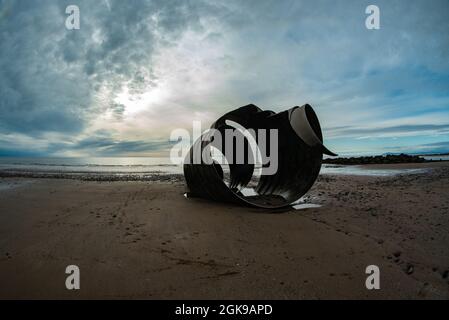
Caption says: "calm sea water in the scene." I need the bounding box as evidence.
[0,156,437,177]
[0,157,180,174]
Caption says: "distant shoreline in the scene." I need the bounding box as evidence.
[1,161,446,181]
[0,170,185,182]
[416,152,449,157]
[0,154,448,181]
[323,153,449,165]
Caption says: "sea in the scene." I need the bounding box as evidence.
[0,155,444,178]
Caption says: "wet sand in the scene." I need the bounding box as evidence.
[0,163,448,299]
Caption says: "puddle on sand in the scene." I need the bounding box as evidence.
[0,179,34,191]
[292,203,322,210]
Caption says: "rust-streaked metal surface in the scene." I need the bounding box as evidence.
[183,104,336,208]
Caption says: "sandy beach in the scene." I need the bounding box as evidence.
[0,162,448,299]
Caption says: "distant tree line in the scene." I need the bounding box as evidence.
[323,154,428,165]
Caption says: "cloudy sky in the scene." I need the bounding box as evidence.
[1,0,448,157]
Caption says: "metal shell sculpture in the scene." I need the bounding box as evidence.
[183,104,336,208]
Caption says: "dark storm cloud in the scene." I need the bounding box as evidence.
[0,0,219,135]
[0,0,90,134]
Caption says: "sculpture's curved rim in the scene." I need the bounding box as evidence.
[288,104,337,156]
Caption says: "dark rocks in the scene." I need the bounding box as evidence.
[323,154,428,165]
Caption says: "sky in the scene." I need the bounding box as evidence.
[0,0,448,157]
